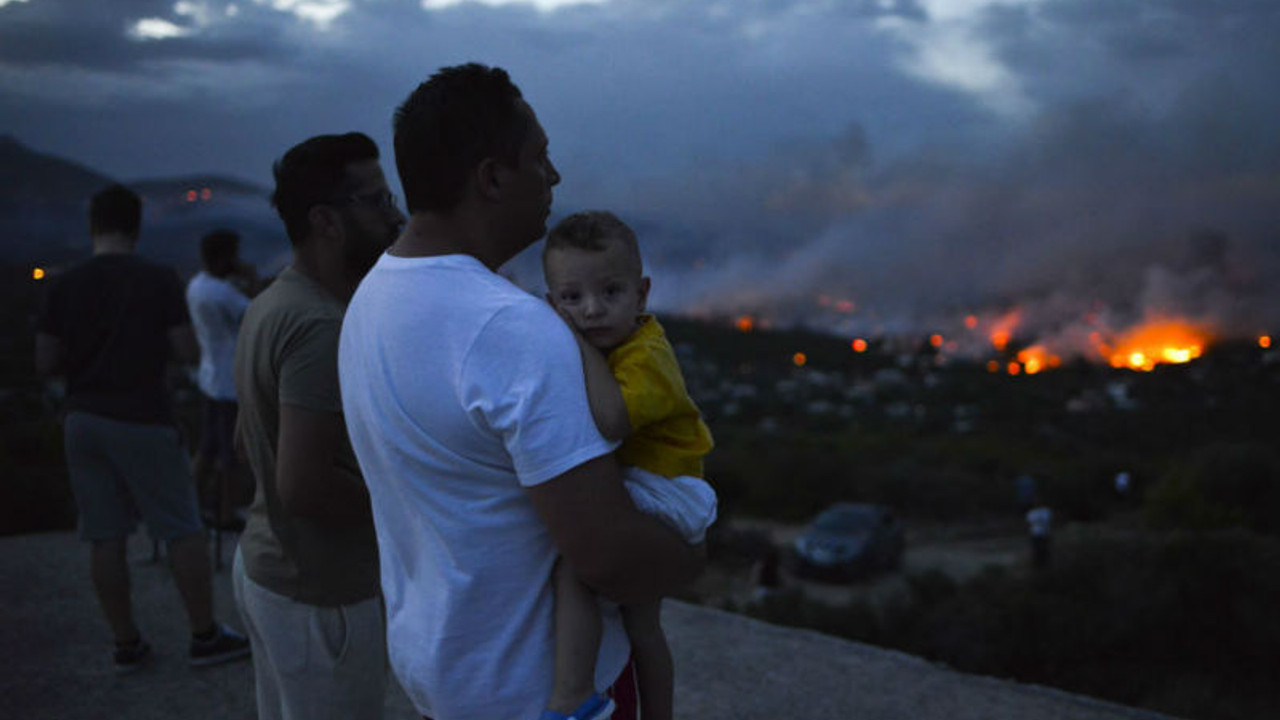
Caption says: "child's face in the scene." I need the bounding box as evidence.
[544,237,650,353]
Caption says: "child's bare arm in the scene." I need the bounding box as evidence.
[570,331,632,442]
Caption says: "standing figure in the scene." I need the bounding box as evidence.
[232,133,404,720]
[187,229,251,528]
[35,184,250,673]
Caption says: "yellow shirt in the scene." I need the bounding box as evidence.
[608,315,714,479]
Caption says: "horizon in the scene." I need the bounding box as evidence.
[3,0,1279,361]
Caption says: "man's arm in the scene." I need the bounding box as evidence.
[570,332,631,442]
[34,333,64,378]
[275,403,372,527]
[527,453,704,606]
[167,323,199,365]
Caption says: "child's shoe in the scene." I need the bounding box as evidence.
[538,692,615,720]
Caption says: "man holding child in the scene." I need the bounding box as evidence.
[338,64,704,720]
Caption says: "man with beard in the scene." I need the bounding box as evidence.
[232,133,404,720]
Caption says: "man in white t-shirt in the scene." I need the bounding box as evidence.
[186,229,251,527]
[338,64,704,720]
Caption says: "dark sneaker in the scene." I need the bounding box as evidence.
[189,624,250,668]
[114,639,152,674]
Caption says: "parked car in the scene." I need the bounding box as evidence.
[790,503,905,582]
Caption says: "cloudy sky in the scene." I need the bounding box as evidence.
[3,0,1278,347]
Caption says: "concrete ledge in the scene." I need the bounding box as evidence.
[0,532,1178,720]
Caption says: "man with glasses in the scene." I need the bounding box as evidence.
[232,132,404,720]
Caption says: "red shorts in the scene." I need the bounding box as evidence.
[421,658,637,720]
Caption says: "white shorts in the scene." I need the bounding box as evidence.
[622,466,718,544]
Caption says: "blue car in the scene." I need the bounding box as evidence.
[791,503,906,582]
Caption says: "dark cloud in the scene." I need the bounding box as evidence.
[3,0,1278,349]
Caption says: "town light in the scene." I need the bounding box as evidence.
[32,267,46,280]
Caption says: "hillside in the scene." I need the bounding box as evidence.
[0,137,287,271]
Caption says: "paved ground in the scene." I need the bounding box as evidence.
[0,531,1181,720]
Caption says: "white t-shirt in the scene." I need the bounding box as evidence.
[338,253,628,720]
[186,271,250,400]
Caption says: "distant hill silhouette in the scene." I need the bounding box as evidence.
[1,136,288,274]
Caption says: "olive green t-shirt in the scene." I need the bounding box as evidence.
[234,267,379,606]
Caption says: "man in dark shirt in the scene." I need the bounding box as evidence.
[35,184,249,673]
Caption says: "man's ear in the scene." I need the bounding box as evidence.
[476,157,504,201]
[307,204,342,240]
[638,276,651,313]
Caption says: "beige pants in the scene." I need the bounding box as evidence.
[232,549,388,720]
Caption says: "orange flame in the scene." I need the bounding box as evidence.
[1016,345,1061,375]
[1261,335,1273,349]
[986,360,1000,373]
[792,352,807,367]
[851,338,868,353]
[989,310,1021,352]
[1104,320,1208,371]
[32,267,46,281]
[929,334,944,348]
[1007,362,1021,376]
[735,316,754,333]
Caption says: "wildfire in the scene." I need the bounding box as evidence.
[851,338,868,353]
[988,310,1021,352]
[1261,335,1272,349]
[1103,320,1208,372]
[792,352,807,367]
[735,315,755,333]
[1015,345,1062,375]
[964,315,979,330]
[929,334,944,348]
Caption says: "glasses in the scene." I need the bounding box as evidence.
[333,190,399,212]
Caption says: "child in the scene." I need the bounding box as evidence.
[540,211,717,720]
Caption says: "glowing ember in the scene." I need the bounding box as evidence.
[991,330,1011,352]
[32,267,46,281]
[929,334,944,348]
[851,338,868,353]
[1007,362,1021,376]
[792,352,807,367]
[1104,320,1208,372]
[1261,335,1273,349]
[986,360,1000,373]
[735,316,754,333]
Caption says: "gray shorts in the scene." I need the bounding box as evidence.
[63,411,205,542]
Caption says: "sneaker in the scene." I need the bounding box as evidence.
[113,639,152,674]
[189,624,251,668]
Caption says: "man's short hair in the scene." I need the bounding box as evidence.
[89,184,142,238]
[271,132,380,246]
[543,210,642,273]
[393,63,530,214]
[200,229,240,277]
